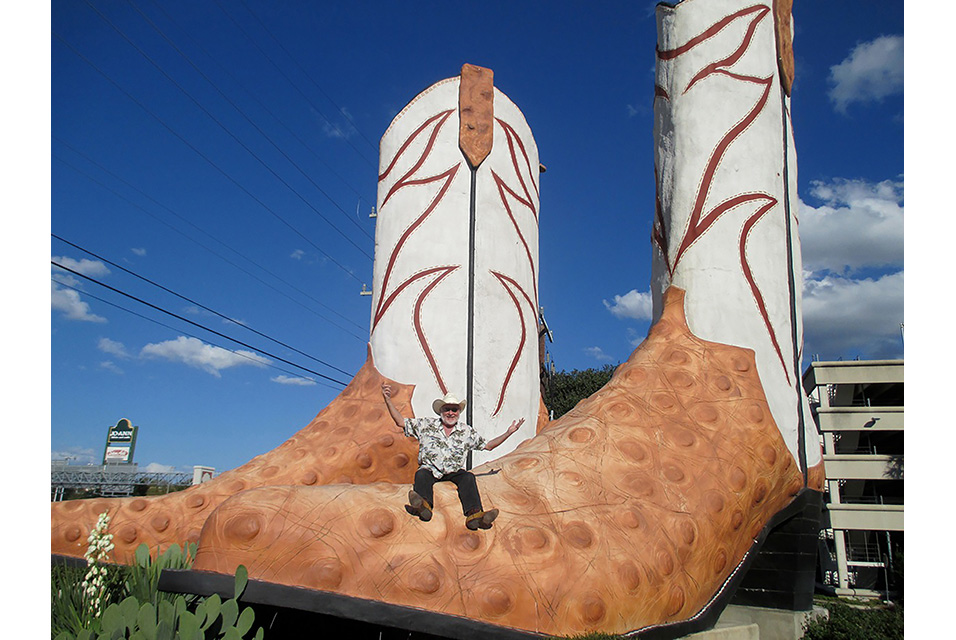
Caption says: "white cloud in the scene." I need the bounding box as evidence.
[802,270,904,360]
[140,336,270,377]
[272,375,317,386]
[52,446,97,465]
[625,327,648,348]
[828,35,903,113]
[131,248,147,257]
[584,346,613,362]
[799,177,903,273]
[99,360,124,375]
[143,462,177,473]
[321,106,358,139]
[52,256,110,278]
[290,249,305,260]
[98,337,131,358]
[321,115,354,139]
[51,282,107,323]
[604,289,654,320]
[51,257,110,322]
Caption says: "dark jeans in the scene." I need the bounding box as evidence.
[413,467,483,516]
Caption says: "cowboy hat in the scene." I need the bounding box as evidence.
[432,393,467,415]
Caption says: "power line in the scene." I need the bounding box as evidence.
[140,0,376,235]
[52,260,351,387]
[124,0,372,245]
[213,0,378,169]
[52,233,354,379]
[52,276,341,390]
[52,140,367,340]
[83,0,373,261]
[53,29,365,284]
[238,0,381,156]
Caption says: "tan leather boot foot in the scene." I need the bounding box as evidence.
[51,347,419,563]
[186,288,809,637]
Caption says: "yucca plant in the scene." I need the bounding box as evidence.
[52,511,129,638]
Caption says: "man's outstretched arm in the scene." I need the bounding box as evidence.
[381,383,406,430]
[484,418,525,451]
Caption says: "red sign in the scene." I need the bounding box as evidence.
[105,446,131,462]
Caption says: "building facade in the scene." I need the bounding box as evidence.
[802,359,903,597]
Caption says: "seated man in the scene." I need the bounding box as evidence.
[382,383,524,530]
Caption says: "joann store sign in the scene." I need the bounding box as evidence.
[103,418,138,464]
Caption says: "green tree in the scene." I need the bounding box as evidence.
[544,364,617,419]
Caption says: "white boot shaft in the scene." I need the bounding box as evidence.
[652,0,819,469]
[370,66,541,465]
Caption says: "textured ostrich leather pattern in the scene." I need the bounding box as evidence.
[191,288,804,637]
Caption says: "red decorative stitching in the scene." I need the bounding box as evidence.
[373,164,461,330]
[489,271,536,416]
[739,196,791,384]
[374,264,459,330]
[490,170,538,306]
[657,5,768,60]
[495,117,540,213]
[413,266,459,394]
[653,165,671,276]
[380,109,455,206]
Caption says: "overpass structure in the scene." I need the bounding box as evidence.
[51,464,196,500]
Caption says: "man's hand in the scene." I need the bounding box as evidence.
[381,382,405,429]
[485,417,526,451]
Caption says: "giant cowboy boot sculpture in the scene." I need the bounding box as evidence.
[173,2,824,637]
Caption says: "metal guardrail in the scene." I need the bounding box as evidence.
[847,539,885,563]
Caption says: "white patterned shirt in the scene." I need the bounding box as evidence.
[404,417,487,478]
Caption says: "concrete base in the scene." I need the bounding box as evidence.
[695,604,829,640]
[834,587,883,598]
[679,621,760,640]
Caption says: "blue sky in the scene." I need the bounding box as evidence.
[41,0,904,475]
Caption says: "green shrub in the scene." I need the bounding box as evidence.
[801,599,903,640]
